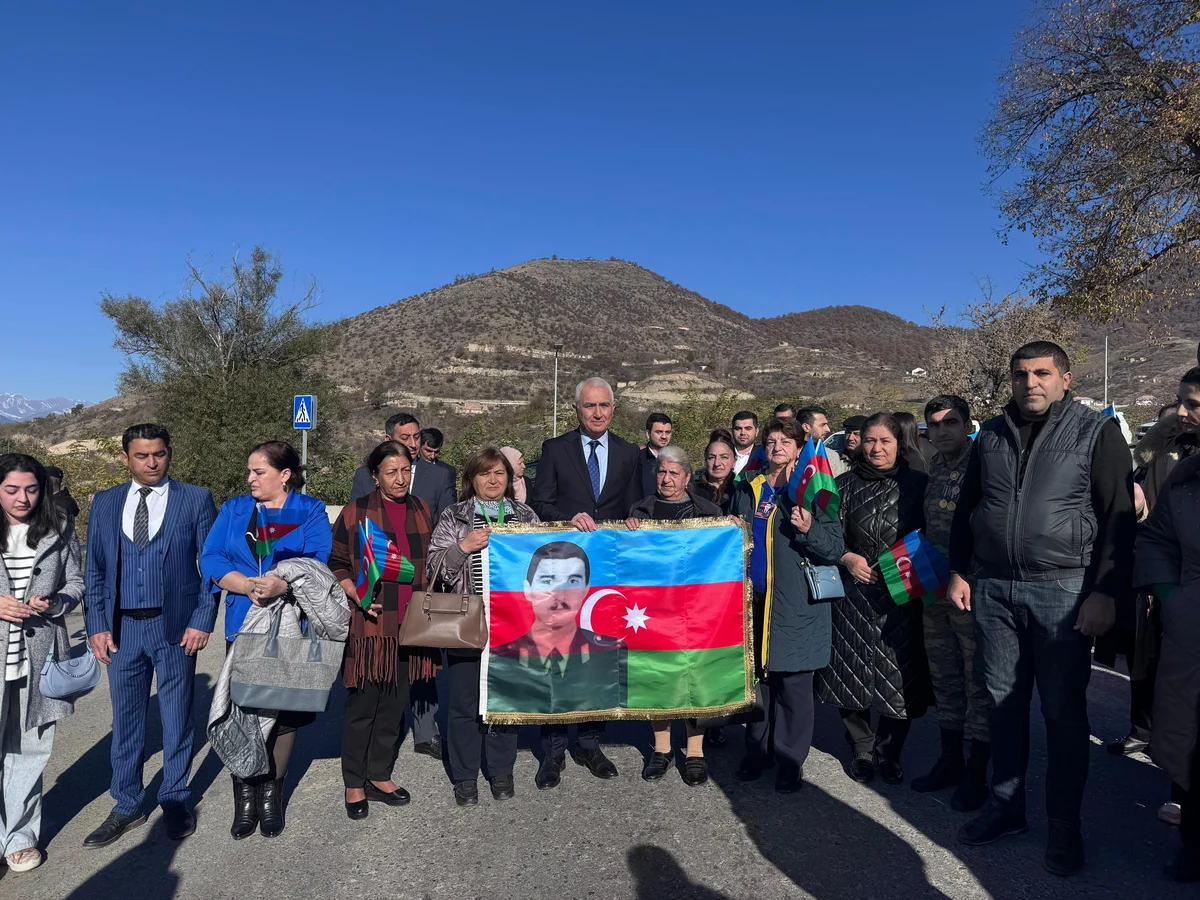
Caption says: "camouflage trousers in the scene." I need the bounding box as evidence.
[923,596,990,742]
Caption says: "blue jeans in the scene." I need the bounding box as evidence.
[974,576,1093,826]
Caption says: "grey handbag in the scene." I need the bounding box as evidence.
[802,559,846,603]
[229,604,345,713]
[39,629,101,700]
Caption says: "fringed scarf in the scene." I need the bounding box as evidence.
[330,489,434,689]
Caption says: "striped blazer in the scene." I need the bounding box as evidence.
[84,479,218,644]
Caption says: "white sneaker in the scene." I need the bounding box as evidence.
[5,848,43,872]
[1159,802,1183,826]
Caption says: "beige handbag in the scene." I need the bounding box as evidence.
[397,554,487,650]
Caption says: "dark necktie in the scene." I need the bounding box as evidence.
[587,440,602,500]
[549,648,565,679]
[133,486,152,547]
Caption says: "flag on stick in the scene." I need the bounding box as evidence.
[787,439,841,518]
[356,519,415,610]
[877,530,950,607]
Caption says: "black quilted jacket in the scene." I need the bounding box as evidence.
[816,459,932,719]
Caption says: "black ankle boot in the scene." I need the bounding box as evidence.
[230,776,258,840]
[258,778,285,838]
[912,729,965,793]
[951,739,991,812]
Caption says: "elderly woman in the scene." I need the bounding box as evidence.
[1135,369,1200,883]
[428,447,540,806]
[732,418,845,793]
[0,454,84,873]
[817,412,930,786]
[626,445,724,785]
[499,447,529,503]
[331,441,433,820]
[692,429,738,514]
[201,440,331,839]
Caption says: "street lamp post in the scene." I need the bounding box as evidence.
[552,343,564,436]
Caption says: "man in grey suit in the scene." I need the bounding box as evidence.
[349,412,453,759]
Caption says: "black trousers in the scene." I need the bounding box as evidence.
[342,677,410,788]
[745,671,815,772]
[447,652,518,783]
[541,722,604,756]
[839,708,912,761]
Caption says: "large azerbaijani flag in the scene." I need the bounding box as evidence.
[481,521,752,723]
[878,530,950,607]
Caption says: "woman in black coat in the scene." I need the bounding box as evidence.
[816,412,931,786]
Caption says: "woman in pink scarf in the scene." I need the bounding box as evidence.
[500,447,527,502]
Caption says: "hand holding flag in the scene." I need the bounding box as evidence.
[356,519,416,611]
[877,531,951,607]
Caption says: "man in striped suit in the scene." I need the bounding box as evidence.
[83,424,217,847]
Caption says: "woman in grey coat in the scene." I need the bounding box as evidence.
[427,447,540,807]
[0,454,84,873]
[1134,450,1200,883]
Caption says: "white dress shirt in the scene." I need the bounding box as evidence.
[122,477,171,541]
[579,429,610,494]
[733,449,753,475]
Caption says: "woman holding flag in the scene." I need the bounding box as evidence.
[427,447,540,806]
[330,440,433,820]
[732,417,845,793]
[816,413,931,786]
[201,440,332,839]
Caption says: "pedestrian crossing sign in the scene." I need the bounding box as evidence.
[293,395,315,430]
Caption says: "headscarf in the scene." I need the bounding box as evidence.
[500,446,526,502]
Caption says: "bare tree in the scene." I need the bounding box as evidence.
[929,282,1076,417]
[986,0,1200,318]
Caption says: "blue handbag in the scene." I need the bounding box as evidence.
[802,559,846,603]
[39,634,101,700]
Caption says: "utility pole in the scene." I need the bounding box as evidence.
[552,343,564,436]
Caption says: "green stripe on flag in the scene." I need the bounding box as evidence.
[626,645,747,709]
[879,552,913,605]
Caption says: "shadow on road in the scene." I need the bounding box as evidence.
[628,845,734,899]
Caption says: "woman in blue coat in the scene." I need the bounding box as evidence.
[201,441,331,840]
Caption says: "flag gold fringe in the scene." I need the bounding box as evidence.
[483,518,756,725]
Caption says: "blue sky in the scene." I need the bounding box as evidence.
[1,1,1038,400]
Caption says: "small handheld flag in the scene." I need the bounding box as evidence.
[878,531,950,607]
[356,519,416,610]
[787,439,841,518]
[245,504,307,575]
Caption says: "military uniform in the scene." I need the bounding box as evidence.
[924,447,989,743]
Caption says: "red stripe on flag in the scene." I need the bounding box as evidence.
[488,582,745,652]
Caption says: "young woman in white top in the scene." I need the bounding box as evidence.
[0,454,83,873]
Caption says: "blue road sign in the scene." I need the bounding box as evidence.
[293,394,316,430]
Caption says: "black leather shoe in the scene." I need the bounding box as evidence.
[489,775,515,801]
[775,764,803,794]
[414,738,444,760]
[1106,733,1150,756]
[877,757,904,786]
[162,803,195,840]
[1044,820,1084,877]
[849,753,874,784]
[345,794,369,821]
[83,811,148,848]
[704,727,727,748]
[736,755,766,782]
[535,755,566,790]
[366,781,411,806]
[453,780,479,807]
[911,755,965,793]
[573,747,619,779]
[951,769,991,812]
[958,803,1029,846]
[642,751,674,781]
[683,756,709,787]
[258,778,285,838]
[230,776,258,840]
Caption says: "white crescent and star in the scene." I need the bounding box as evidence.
[579,589,651,634]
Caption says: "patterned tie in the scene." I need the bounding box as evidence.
[587,439,602,500]
[133,486,152,547]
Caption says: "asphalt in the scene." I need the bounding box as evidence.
[0,608,1190,900]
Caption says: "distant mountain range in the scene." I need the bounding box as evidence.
[0,394,86,423]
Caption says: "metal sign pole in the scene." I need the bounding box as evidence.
[301,430,308,494]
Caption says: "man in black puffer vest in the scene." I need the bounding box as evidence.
[947,341,1135,877]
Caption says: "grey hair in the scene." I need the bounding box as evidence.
[574,377,615,405]
[656,444,691,473]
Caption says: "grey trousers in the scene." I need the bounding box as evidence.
[0,678,55,856]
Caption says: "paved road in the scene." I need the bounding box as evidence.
[0,609,1188,900]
